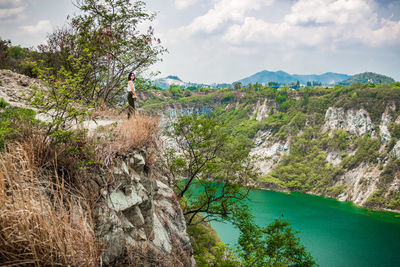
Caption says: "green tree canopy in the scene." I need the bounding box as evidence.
[165,114,259,225]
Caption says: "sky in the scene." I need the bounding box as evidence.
[1,0,400,84]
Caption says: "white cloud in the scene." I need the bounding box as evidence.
[0,0,26,20]
[174,0,198,10]
[285,0,375,26]
[20,20,52,34]
[221,0,400,48]
[0,0,25,9]
[183,0,275,34]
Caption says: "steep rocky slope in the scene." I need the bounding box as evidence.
[94,151,194,265]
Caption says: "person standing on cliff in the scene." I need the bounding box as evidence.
[127,72,137,119]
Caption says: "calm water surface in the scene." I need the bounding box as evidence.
[210,189,400,267]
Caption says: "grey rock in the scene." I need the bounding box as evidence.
[123,205,145,227]
[108,190,142,212]
[133,153,146,172]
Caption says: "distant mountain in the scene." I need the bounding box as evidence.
[339,72,395,85]
[154,75,212,89]
[154,75,186,89]
[237,70,351,86]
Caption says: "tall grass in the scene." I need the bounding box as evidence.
[0,113,161,265]
[96,114,160,167]
[0,138,99,266]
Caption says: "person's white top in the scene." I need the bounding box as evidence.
[127,81,135,93]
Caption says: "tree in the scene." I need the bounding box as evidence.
[27,54,95,143]
[232,206,316,266]
[234,81,242,90]
[0,38,11,69]
[38,0,166,105]
[165,114,259,225]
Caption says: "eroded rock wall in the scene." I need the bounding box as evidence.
[94,151,194,266]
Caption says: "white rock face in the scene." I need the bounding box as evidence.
[323,107,373,136]
[336,163,381,205]
[391,140,400,158]
[251,130,290,175]
[326,151,342,166]
[379,104,395,144]
[250,99,274,121]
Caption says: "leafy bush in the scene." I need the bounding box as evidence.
[0,106,36,149]
[389,122,400,139]
[341,136,380,169]
[0,97,8,108]
[326,184,346,197]
[186,216,239,266]
[328,129,351,150]
[365,189,386,208]
[265,128,341,192]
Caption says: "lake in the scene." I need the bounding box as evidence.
[210,189,400,267]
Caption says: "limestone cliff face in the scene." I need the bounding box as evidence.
[159,98,400,212]
[323,107,373,136]
[94,151,194,266]
[248,101,400,211]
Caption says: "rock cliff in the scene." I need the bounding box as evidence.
[94,150,194,265]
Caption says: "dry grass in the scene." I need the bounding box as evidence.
[96,114,160,166]
[0,113,162,265]
[92,102,125,120]
[0,139,99,266]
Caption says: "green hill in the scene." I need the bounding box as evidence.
[340,72,395,85]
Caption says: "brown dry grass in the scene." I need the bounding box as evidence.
[96,114,160,166]
[0,112,162,265]
[0,138,99,266]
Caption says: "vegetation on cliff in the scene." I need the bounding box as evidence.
[142,81,400,211]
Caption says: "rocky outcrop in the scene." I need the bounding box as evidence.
[250,99,275,121]
[163,105,212,121]
[251,130,290,175]
[323,107,373,136]
[94,151,194,266]
[0,69,37,108]
[379,103,396,144]
[336,163,381,205]
[252,104,400,212]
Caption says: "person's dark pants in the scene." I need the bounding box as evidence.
[127,91,136,118]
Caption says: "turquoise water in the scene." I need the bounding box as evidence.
[210,189,400,267]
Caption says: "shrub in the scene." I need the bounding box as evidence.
[0,106,36,149]
[341,136,380,169]
[328,129,351,150]
[326,184,346,197]
[365,189,385,208]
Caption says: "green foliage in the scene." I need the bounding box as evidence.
[341,136,380,169]
[388,122,400,139]
[365,189,386,208]
[333,84,400,122]
[0,105,35,149]
[35,0,166,105]
[340,72,395,85]
[264,128,340,192]
[0,98,8,108]
[326,184,346,197]
[27,55,94,143]
[186,215,239,266]
[328,130,351,150]
[0,37,11,69]
[165,114,258,225]
[231,206,316,266]
[169,86,184,99]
